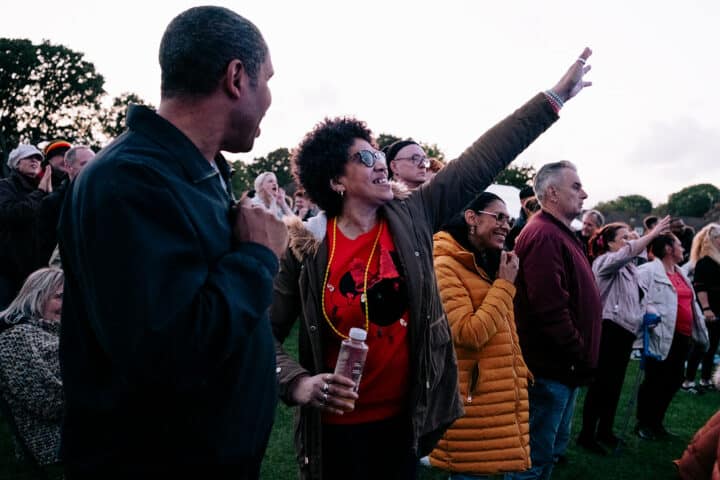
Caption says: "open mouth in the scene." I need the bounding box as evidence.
[372,177,388,185]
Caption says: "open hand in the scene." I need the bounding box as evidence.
[550,47,593,102]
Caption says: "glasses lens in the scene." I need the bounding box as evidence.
[411,154,429,167]
[497,213,509,224]
[355,150,384,168]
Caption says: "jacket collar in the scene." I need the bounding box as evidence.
[433,231,491,282]
[9,169,39,191]
[126,104,223,185]
[537,210,584,247]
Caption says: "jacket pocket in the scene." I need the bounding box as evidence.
[428,315,452,390]
[466,362,480,404]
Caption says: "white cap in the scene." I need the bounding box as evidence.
[7,144,43,169]
[348,327,367,341]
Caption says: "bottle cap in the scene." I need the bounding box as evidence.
[348,327,367,341]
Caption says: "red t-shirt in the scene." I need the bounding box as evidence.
[321,218,410,425]
[668,271,693,336]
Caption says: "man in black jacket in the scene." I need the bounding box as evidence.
[58,7,288,478]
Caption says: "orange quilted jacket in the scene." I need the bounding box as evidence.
[428,231,531,475]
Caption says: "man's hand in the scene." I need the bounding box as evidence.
[233,195,288,258]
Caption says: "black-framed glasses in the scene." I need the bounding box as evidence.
[477,210,511,225]
[352,149,386,168]
[393,153,430,168]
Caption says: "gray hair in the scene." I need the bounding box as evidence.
[159,6,268,98]
[0,268,64,325]
[583,209,605,228]
[64,145,94,167]
[533,160,577,205]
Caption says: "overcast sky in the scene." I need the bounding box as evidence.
[4,0,719,207]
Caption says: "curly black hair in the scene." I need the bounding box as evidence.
[292,117,374,218]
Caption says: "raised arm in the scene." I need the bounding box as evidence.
[417,48,594,231]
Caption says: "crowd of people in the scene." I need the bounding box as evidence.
[0,5,718,480]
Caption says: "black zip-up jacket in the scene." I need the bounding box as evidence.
[0,170,47,293]
[58,105,279,474]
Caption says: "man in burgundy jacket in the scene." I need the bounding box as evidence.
[510,160,602,480]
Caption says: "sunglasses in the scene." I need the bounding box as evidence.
[352,149,386,168]
[393,153,430,168]
[477,210,511,225]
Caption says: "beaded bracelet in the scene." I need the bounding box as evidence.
[543,90,564,113]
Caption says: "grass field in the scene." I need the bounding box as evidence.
[0,325,717,479]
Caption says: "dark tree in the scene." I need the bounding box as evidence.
[667,183,720,217]
[99,92,155,142]
[595,195,653,214]
[0,38,106,173]
[230,148,293,196]
[494,163,536,189]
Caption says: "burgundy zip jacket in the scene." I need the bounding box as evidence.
[513,210,602,386]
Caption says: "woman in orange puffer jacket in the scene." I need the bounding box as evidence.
[428,192,530,479]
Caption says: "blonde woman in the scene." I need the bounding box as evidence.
[0,267,64,465]
[683,223,720,392]
[252,171,293,219]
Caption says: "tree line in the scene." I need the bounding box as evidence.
[3,38,718,218]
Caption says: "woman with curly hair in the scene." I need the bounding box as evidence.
[0,267,64,465]
[270,49,593,479]
[683,223,720,392]
[577,217,671,452]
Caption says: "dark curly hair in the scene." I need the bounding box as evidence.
[292,117,374,218]
[588,222,629,263]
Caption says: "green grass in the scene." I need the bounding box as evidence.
[1,325,717,479]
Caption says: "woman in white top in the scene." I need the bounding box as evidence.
[251,171,293,219]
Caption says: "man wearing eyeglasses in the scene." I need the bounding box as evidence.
[383,139,431,190]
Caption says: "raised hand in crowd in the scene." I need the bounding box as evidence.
[37,166,53,193]
[551,47,593,102]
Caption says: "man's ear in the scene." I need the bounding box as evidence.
[224,59,245,99]
[389,159,398,175]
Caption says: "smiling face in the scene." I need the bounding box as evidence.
[389,143,429,189]
[466,199,511,250]
[336,138,393,209]
[41,284,63,322]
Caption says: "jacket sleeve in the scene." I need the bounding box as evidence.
[520,231,586,362]
[270,249,311,405]
[413,93,558,232]
[0,181,46,227]
[0,326,63,421]
[62,163,279,391]
[436,258,516,351]
[592,240,640,278]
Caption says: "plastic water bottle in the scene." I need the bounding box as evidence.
[334,327,369,408]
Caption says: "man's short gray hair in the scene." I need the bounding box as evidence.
[583,209,605,228]
[64,145,94,167]
[533,160,577,205]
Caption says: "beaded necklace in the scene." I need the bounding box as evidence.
[321,217,383,339]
